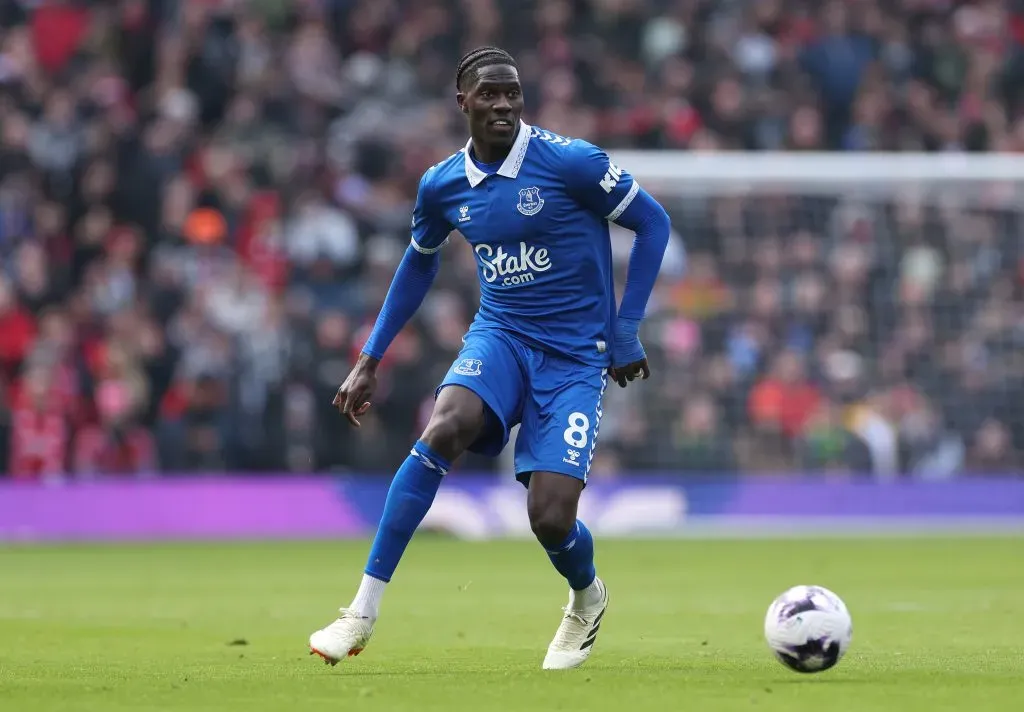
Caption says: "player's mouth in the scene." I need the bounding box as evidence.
[489,118,515,134]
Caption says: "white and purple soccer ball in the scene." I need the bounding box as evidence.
[764,585,852,673]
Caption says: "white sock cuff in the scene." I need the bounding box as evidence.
[570,577,603,611]
[350,574,387,619]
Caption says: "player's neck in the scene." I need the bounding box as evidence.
[471,126,519,165]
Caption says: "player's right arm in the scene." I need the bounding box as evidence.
[334,169,451,426]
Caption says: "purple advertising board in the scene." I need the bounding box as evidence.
[1,475,1023,542]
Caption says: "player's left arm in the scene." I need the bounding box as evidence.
[564,142,674,387]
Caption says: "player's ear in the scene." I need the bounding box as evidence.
[456,92,468,114]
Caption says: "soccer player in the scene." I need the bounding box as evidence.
[309,47,672,670]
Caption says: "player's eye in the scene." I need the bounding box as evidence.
[508,90,520,99]
[479,91,493,99]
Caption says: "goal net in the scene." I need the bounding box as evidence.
[593,151,1024,479]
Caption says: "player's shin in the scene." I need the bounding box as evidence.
[544,519,602,609]
[354,440,449,618]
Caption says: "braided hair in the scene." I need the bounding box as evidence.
[455,46,518,91]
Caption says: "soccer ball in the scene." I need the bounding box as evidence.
[764,585,852,673]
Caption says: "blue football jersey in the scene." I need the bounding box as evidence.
[410,122,640,367]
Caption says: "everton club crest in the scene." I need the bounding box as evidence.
[516,187,545,216]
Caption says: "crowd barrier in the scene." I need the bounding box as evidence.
[2,475,1023,542]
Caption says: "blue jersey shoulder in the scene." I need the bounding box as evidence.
[524,127,589,179]
[528,126,575,150]
[527,127,640,223]
[420,150,468,194]
[409,151,468,254]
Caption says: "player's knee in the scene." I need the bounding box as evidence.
[420,388,486,461]
[528,499,576,550]
[421,413,478,461]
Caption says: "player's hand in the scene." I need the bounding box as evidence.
[611,316,650,388]
[333,354,379,427]
[609,358,651,388]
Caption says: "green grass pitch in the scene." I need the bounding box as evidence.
[2,537,1022,711]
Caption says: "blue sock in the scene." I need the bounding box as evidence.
[364,441,447,582]
[545,520,597,591]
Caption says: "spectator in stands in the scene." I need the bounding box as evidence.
[797,400,865,475]
[967,419,1021,474]
[73,337,156,476]
[749,350,822,441]
[671,393,737,474]
[0,276,35,382]
[8,364,68,480]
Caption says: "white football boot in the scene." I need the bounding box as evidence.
[309,609,374,666]
[542,578,609,670]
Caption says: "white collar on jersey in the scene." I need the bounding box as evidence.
[462,120,532,188]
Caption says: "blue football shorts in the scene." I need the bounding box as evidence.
[437,328,608,485]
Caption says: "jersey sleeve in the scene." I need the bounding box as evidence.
[410,168,452,254]
[562,141,641,224]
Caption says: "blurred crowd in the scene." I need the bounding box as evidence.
[0,0,1022,479]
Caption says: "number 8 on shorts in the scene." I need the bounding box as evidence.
[512,362,607,484]
[563,412,591,449]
